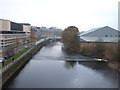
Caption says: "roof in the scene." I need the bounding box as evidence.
[79,26,119,36]
[0,19,10,21]
[79,37,87,42]
[19,23,31,26]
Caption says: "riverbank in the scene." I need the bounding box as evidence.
[107,61,120,72]
[1,39,50,88]
[5,42,118,88]
[79,42,120,72]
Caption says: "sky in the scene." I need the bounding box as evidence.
[0,0,119,31]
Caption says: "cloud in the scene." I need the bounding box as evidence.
[0,0,119,30]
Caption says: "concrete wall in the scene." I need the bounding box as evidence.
[0,20,2,30]
[0,19,10,31]
[23,25,31,33]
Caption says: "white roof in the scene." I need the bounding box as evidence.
[79,26,119,36]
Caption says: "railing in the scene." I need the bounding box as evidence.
[0,39,49,74]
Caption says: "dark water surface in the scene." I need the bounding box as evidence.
[7,42,118,88]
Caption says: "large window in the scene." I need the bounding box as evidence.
[0,31,25,34]
[11,22,23,31]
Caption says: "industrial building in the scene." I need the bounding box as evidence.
[79,26,120,42]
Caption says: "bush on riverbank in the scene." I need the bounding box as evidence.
[80,42,118,61]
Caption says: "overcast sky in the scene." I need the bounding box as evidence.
[0,0,119,31]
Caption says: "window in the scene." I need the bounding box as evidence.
[111,35,112,37]
[105,35,107,37]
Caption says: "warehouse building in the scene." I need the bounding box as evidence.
[79,26,120,42]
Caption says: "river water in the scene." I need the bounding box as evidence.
[7,42,118,88]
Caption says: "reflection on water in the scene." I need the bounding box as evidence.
[33,42,94,61]
[78,61,118,85]
[78,61,108,70]
[64,61,77,69]
[7,42,118,88]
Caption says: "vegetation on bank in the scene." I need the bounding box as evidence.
[80,42,119,61]
[62,26,119,62]
[62,26,80,53]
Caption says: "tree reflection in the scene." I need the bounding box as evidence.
[64,61,77,69]
[78,61,108,70]
[78,61,118,81]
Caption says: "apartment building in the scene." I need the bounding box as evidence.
[0,19,31,58]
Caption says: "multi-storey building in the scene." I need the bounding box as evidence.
[0,19,31,59]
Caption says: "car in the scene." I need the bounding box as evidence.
[0,58,4,63]
[25,46,28,48]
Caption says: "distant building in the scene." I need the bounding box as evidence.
[79,26,120,42]
[31,26,62,39]
[40,27,55,38]
[31,26,41,40]
[49,27,62,37]
[0,19,31,58]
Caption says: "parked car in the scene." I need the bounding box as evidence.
[0,58,4,63]
[25,46,28,48]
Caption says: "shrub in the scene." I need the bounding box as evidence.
[80,42,118,61]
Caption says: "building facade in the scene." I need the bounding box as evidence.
[0,19,31,59]
[31,26,62,40]
[79,26,120,42]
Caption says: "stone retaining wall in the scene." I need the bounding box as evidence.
[1,40,50,88]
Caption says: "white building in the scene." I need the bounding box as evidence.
[79,26,120,42]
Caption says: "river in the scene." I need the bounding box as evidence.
[6,42,118,88]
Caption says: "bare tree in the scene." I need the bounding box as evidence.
[5,45,15,58]
[62,26,80,53]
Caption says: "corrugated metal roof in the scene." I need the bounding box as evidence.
[79,26,119,36]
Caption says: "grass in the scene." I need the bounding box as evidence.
[0,39,47,68]
[14,41,34,49]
